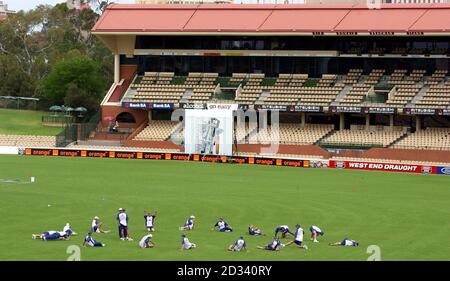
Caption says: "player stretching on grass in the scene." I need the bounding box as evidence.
[180,234,197,250]
[309,225,324,243]
[274,225,294,239]
[329,238,359,247]
[32,231,69,241]
[248,225,264,236]
[139,234,155,249]
[212,218,233,232]
[91,216,110,234]
[83,232,105,247]
[63,223,77,237]
[228,236,247,252]
[116,208,132,241]
[285,224,308,250]
[144,210,157,232]
[257,237,283,251]
[179,215,195,231]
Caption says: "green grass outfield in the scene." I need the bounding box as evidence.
[0,155,449,261]
[0,109,62,136]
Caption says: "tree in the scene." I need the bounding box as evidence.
[38,56,106,110]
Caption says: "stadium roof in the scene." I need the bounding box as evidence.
[92,3,450,35]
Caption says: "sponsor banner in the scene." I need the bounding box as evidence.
[179,103,207,110]
[121,102,174,110]
[142,152,165,160]
[289,105,323,113]
[436,166,450,175]
[254,104,287,111]
[26,148,53,156]
[238,104,250,111]
[0,146,19,155]
[364,107,397,114]
[436,109,450,116]
[403,108,436,115]
[329,106,363,113]
[309,160,330,168]
[207,103,239,111]
[344,161,422,173]
[58,150,81,157]
[254,157,276,166]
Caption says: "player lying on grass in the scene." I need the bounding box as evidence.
[117,208,133,241]
[92,216,110,234]
[285,224,308,250]
[228,236,247,252]
[179,215,195,231]
[309,225,324,243]
[212,218,233,232]
[329,238,359,247]
[274,225,294,238]
[144,210,157,232]
[83,232,105,247]
[248,225,264,236]
[32,231,69,241]
[139,234,155,249]
[257,238,283,251]
[180,234,196,250]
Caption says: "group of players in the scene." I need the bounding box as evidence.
[32,208,359,251]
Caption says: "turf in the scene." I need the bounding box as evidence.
[0,155,448,261]
[0,109,62,136]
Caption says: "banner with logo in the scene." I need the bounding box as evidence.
[329,160,425,173]
[121,102,174,109]
[435,166,450,175]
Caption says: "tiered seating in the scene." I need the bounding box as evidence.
[0,135,56,147]
[133,121,181,141]
[414,81,450,109]
[388,69,408,84]
[235,85,262,104]
[425,69,447,85]
[317,74,337,87]
[229,73,248,86]
[128,72,183,103]
[343,69,363,85]
[364,69,385,85]
[340,84,371,105]
[251,124,333,145]
[184,73,218,102]
[393,128,450,150]
[385,84,421,108]
[321,126,406,147]
[410,69,426,82]
[66,144,180,153]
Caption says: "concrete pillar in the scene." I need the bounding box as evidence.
[339,113,345,130]
[300,113,306,127]
[389,114,394,129]
[416,115,421,131]
[114,54,120,84]
[365,114,370,130]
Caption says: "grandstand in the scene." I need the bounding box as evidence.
[81,4,450,164]
[0,135,56,147]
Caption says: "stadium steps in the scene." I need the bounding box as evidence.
[315,129,336,145]
[331,85,352,105]
[407,84,428,106]
[77,140,124,147]
[255,89,271,104]
[387,131,410,148]
[179,89,193,103]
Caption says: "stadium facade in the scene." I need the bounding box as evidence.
[91,4,450,164]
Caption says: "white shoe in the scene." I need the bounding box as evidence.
[102,244,106,247]
[313,240,319,243]
[120,237,125,241]
[32,234,36,239]
[304,244,308,250]
[127,237,133,241]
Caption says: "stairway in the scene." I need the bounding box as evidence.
[407,84,428,107]
[315,129,336,145]
[387,131,410,148]
[179,89,193,103]
[331,85,352,105]
[255,89,270,104]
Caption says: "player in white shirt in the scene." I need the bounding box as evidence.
[329,238,359,247]
[139,234,155,249]
[144,210,157,232]
[228,236,247,252]
[91,216,110,234]
[274,225,294,238]
[116,208,132,241]
[309,225,324,243]
[212,218,233,232]
[63,223,77,237]
[286,224,308,250]
[180,234,196,250]
[179,215,195,231]
[257,237,283,251]
[83,232,105,247]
